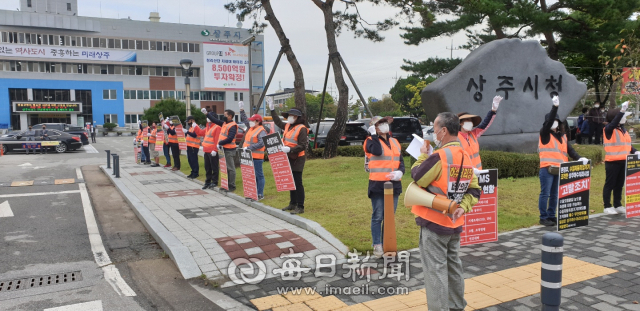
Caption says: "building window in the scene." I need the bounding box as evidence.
[103,89,117,100]
[240,93,244,101]
[234,92,238,101]
[104,114,118,124]
[125,114,144,124]
[67,3,72,11]
[27,0,32,7]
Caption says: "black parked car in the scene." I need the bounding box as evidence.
[357,117,423,142]
[0,129,83,154]
[565,117,578,142]
[31,123,90,145]
[310,122,369,148]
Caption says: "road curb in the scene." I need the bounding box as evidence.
[100,165,201,280]
[166,167,350,255]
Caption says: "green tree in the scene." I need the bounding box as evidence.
[389,76,436,117]
[368,96,401,116]
[400,58,462,79]
[142,98,206,125]
[284,93,336,123]
[348,98,364,120]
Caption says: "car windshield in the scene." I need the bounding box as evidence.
[345,125,367,135]
[391,119,416,132]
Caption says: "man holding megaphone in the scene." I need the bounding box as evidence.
[409,112,482,311]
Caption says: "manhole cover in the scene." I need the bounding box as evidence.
[0,271,82,292]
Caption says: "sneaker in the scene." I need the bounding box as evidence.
[192,174,199,179]
[208,184,217,189]
[144,162,151,165]
[258,195,264,201]
[163,164,171,168]
[187,174,194,179]
[171,167,179,171]
[604,207,619,215]
[282,204,296,211]
[201,183,210,190]
[229,187,236,192]
[290,207,304,215]
[539,219,555,227]
[373,244,383,258]
[151,163,160,167]
[615,206,627,214]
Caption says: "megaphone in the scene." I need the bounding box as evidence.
[404,182,458,215]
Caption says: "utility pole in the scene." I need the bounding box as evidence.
[445,39,461,59]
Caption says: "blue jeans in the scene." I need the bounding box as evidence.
[163,144,171,165]
[254,159,265,196]
[370,193,399,245]
[538,168,559,220]
[187,146,199,175]
[142,146,150,163]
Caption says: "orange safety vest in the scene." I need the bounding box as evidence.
[243,126,266,160]
[149,128,157,144]
[411,145,473,228]
[459,132,482,169]
[202,124,220,152]
[136,129,142,141]
[604,128,632,162]
[363,136,401,181]
[218,121,238,149]
[538,134,568,168]
[168,125,178,144]
[186,126,201,148]
[283,123,308,157]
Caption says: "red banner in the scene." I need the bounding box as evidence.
[134,145,141,163]
[461,169,498,246]
[240,149,258,200]
[175,124,187,151]
[626,155,640,218]
[622,67,640,95]
[262,133,296,192]
[558,178,590,199]
[220,153,229,190]
[155,131,164,151]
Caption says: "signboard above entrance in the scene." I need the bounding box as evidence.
[13,102,82,113]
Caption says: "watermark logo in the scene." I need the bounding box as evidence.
[227,258,266,285]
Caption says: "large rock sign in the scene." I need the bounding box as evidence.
[421,39,587,153]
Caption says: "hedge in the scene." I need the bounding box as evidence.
[307,143,605,179]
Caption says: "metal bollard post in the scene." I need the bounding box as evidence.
[382,181,397,254]
[106,150,111,168]
[114,155,120,178]
[541,232,564,310]
[111,154,118,175]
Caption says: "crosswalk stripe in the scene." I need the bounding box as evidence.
[84,145,99,153]
[43,300,103,311]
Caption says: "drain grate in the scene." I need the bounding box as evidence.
[0,271,82,292]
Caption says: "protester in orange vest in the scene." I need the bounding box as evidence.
[363,116,405,257]
[268,98,308,215]
[200,108,221,190]
[184,116,203,179]
[603,101,638,215]
[239,101,267,200]
[411,112,481,311]
[160,117,172,168]
[538,96,588,226]
[209,109,238,192]
[140,122,151,165]
[457,95,503,170]
[134,121,145,164]
[148,122,160,167]
[164,118,180,171]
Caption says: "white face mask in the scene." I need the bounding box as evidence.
[249,121,256,128]
[206,118,211,123]
[378,123,389,134]
[462,121,473,132]
[433,128,445,148]
[551,120,559,130]
[287,116,296,123]
[595,105,600,108]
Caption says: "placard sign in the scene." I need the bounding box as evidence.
[262,133,296,192]
[625,154,640,218]
[155,131,165,151]
[22,143,41,149]
[219,154,229,190]
[202,42,249,91]
[240,149,258,200]
[461,169,498,246]
[557,160,591,231]
[175,124,187,151]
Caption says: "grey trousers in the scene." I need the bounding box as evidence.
[419,227,466,311]
[224,149,236,190]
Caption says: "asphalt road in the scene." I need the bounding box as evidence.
[0,137,228,311]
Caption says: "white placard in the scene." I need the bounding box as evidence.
[407,134,432,159]
[0,43,137,62]
[202,42,249,91]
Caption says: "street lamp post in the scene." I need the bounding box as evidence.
[242,36,256,112]
[180,59,193,119]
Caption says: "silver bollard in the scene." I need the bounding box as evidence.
[541,232,563,310]
[106,150,111,168]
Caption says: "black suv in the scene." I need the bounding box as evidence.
[356,117,423,143]
[311,122,369,148]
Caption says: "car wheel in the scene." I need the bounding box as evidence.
[1,144,7,154]
[55,142,67,153]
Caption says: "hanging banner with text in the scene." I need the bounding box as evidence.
[461,169,498,246]
[155,131,164,151]
[240,149,259,200]
[202,42,249,91]
[262,133,296,192]
[0,43,137,62]
[219,153,229,190]
[175,124,187,151]
[557,160,591,231]
[625,154,640,218]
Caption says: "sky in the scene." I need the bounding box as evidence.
[0,0,471,101]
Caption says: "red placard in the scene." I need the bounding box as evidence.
[461,169,498,246]
[240,149,258,200]
[175,124,187,151]
[134,144,141,163]
[262,133,296,192]
[626,155,640,218]
[155,131,164,151]
[220,153,229,190]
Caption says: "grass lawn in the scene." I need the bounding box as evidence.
[158,154,610,253]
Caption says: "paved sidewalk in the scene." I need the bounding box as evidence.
[102,160,346,286]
